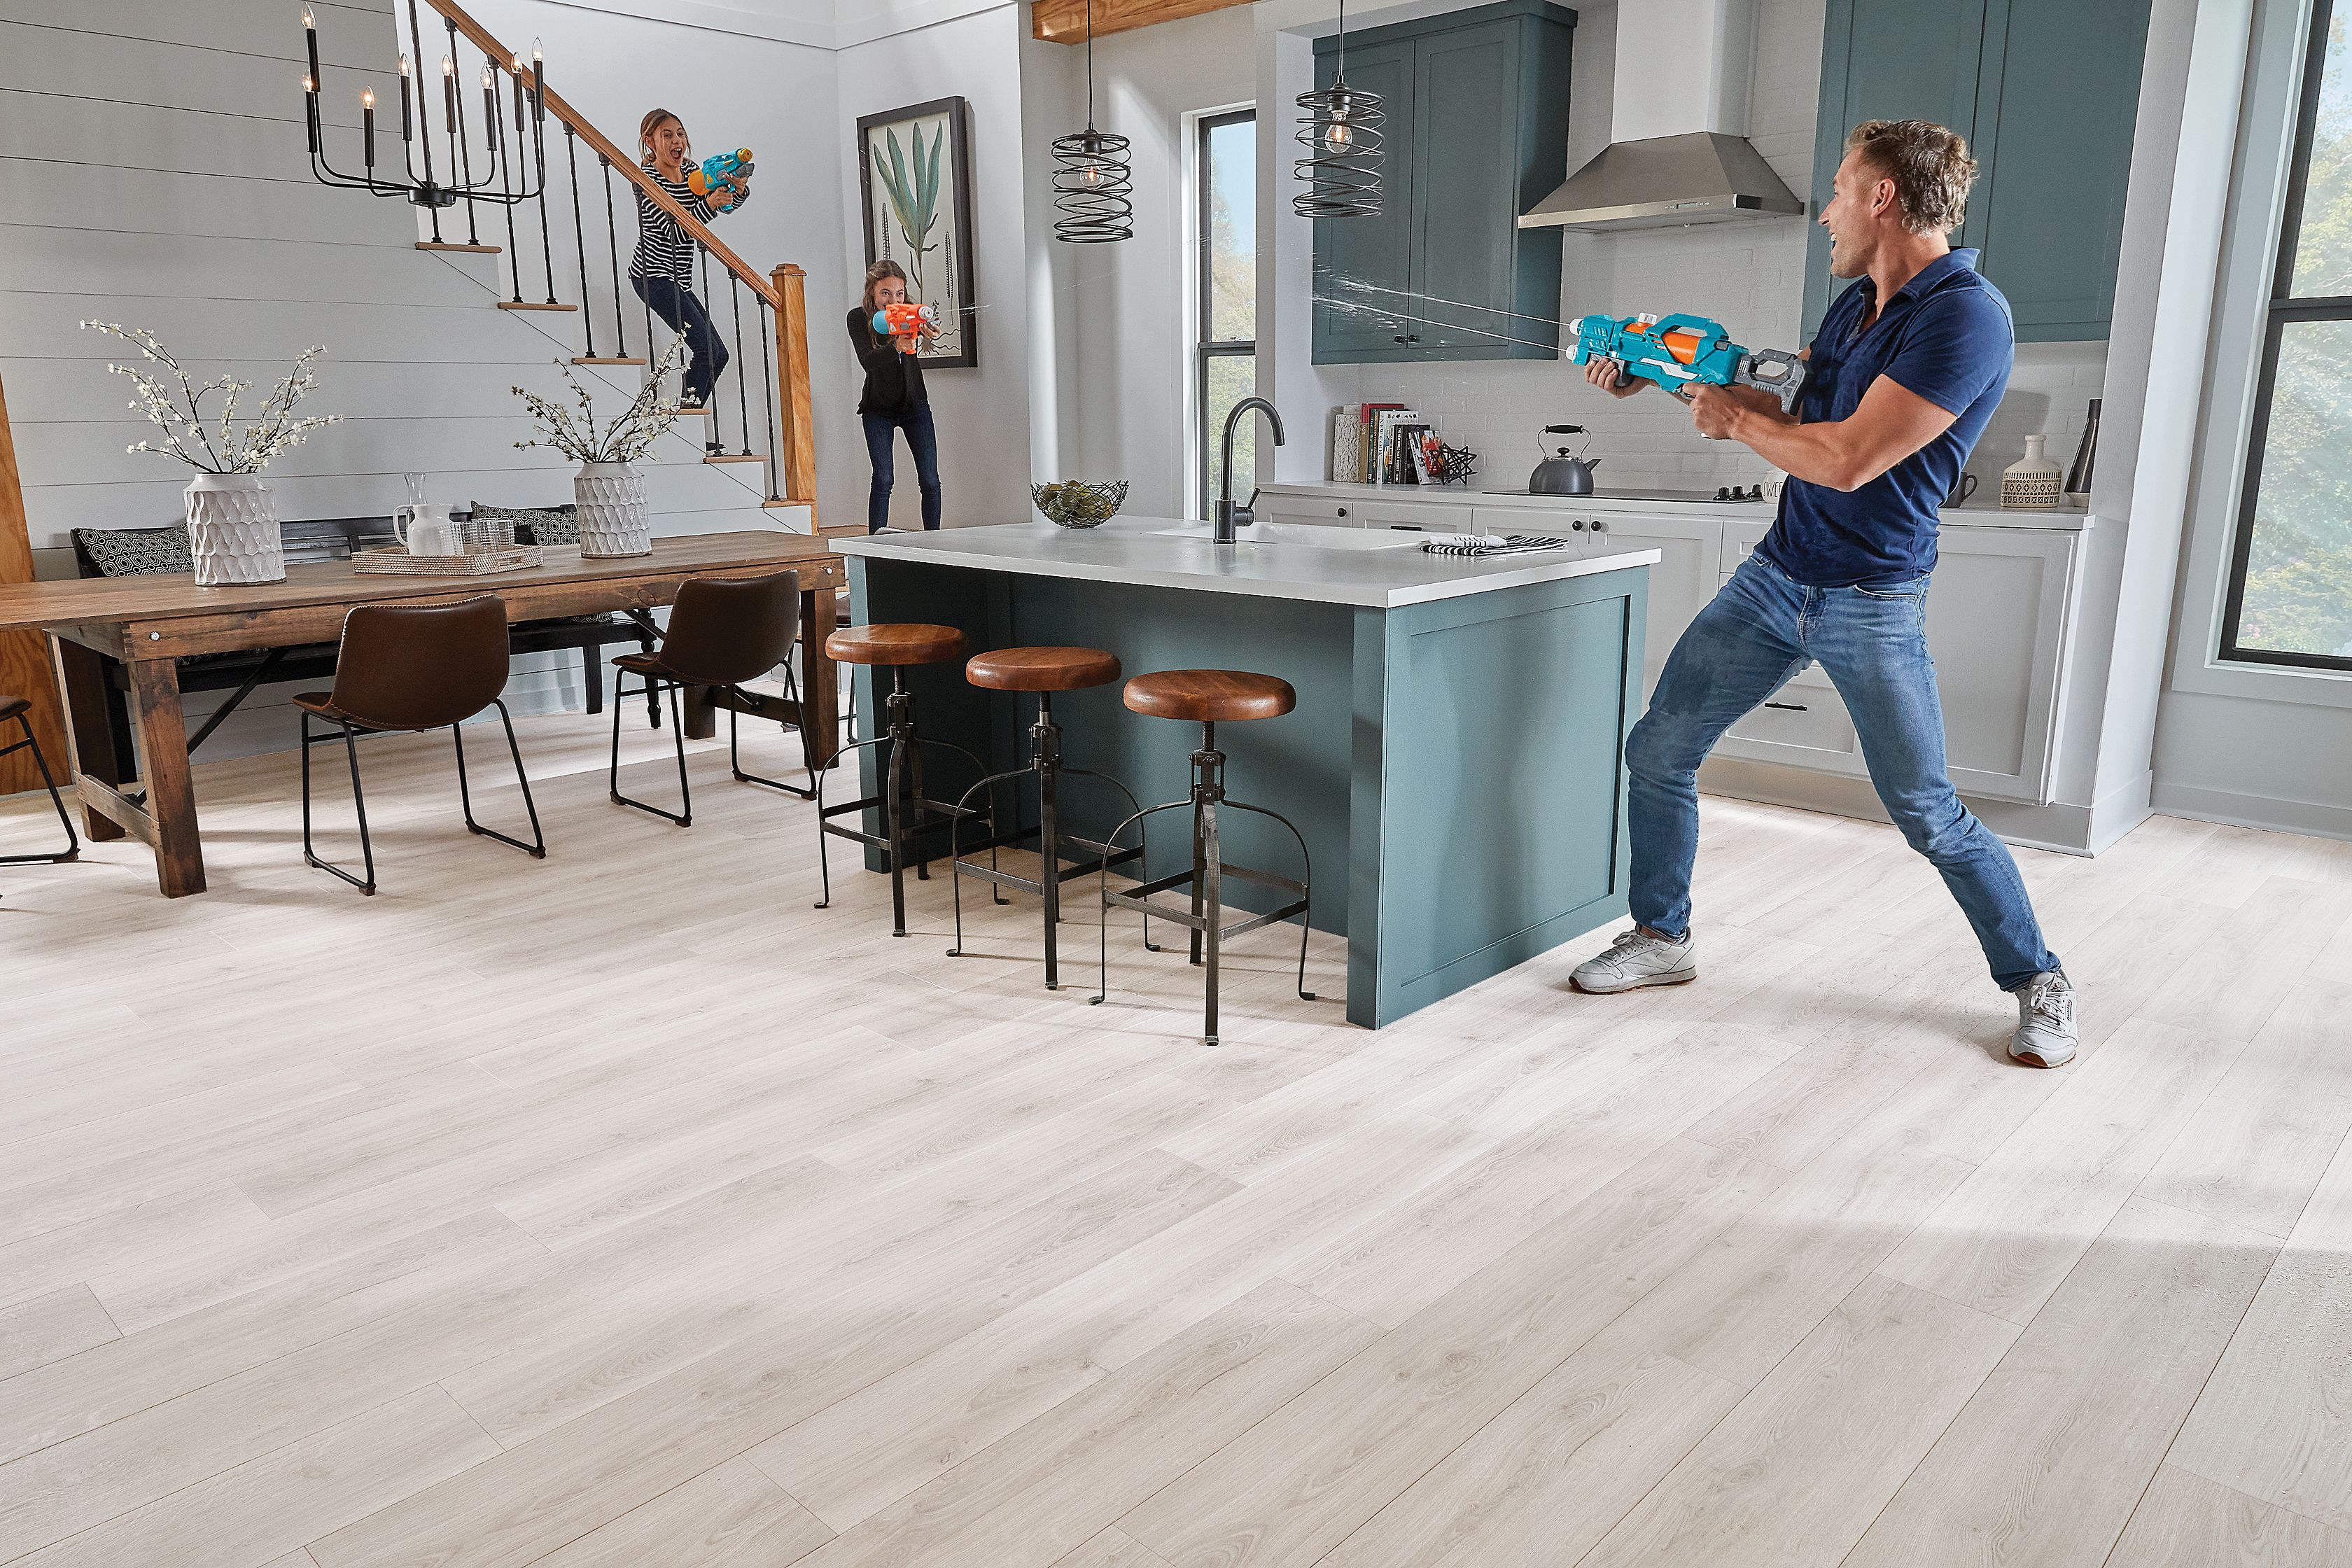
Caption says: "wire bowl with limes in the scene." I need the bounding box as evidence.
[1030,479,1128,529]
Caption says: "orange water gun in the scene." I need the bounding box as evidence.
[870,302,939,355]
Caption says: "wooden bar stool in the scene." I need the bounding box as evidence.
[816,622,992,936]
[1091,669,1315,1045]
[946,647,1149,990]
[0,695,79,901]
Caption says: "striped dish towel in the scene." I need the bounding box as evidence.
[1420,533,1572,557]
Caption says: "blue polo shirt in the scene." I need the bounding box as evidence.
[1756,248,2013,587]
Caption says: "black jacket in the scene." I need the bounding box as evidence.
[848,307,927,416]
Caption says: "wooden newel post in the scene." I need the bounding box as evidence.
[0,368,71,799]
[771,263,818,518]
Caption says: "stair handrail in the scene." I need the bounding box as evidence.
[416,0,816,512]
[419,0,775,304]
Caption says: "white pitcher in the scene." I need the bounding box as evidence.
[395,503,461,556]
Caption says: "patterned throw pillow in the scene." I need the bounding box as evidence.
[470,501,578,546]
[75,526,195,577]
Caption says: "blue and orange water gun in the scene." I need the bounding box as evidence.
[1569,312,1806,414]
[687,149,753,212]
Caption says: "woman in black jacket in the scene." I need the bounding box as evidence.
[849,260,941,532]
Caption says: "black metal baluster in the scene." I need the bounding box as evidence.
[757,293,780,503]
[407,0,442,242]
[493,57,521,300]
[565,125,596,357]
[699,243,719,449]
[601,155,630,360]
[447,19,479,245]
[729,271,751,456]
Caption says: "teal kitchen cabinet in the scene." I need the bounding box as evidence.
[1311,0,1575,364]
[1800,0,2151,343]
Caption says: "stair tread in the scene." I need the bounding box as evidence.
[416,241,502,253]
[702,453,764,464]
[496,300,580,312]
[572,357,646,365]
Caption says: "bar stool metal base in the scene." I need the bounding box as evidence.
[1092,722,1314,1046]
[945,692,1149,990]
[814,669,993,937]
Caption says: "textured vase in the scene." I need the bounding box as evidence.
[2001,434,2064,512]
[573,461,652,556]
[184,472,285,586]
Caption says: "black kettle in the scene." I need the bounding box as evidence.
[1530,424,1601,496]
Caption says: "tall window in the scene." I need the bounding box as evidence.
[1196,110,1256,517]
[2224,0,2352,669]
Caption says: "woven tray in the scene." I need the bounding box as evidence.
[351,545,544,576]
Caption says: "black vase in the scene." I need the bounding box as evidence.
[2065,398,2101,499]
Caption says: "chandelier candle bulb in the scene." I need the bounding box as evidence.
[397,55,410,141]
[441,53,454,127]
[302,5,319,83]
[531,41,545,120]
[361,87,374,167]
[303,78,319,153]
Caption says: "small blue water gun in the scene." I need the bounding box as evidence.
[1569,312,1806,414]
[687,148,753,212]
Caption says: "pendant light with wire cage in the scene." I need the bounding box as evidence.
[1051,0,1133,243]
[1294,0,1385,218]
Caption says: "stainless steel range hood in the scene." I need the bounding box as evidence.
[1519,0,1805,234]
[1520,131,1805,232]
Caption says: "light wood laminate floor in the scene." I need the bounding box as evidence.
[4,708,2351,1568]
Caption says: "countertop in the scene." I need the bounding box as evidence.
[834,517,1661,609]
[1259,480,2096,531]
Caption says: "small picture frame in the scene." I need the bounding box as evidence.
[856,95,979,370]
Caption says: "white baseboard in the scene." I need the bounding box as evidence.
[2150,780,2352,843]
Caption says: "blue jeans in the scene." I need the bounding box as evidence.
[863,401,941,531]
[631,275,728,405]
[1625,554,2059,991]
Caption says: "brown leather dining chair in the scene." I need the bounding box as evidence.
[295,595,546,896]
[608,570,806,827]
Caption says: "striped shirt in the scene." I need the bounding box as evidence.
[630,167,714,285]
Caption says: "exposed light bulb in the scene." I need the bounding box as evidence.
[302,5,314,27]
[481,64,493,89]
[1081,160,1102,186]
[1324,120,1353,153]
[532,38,544,64]
[302,74,315,92]
[362,86,374,108]
[441,53,454,77]
[512,52,525,73]
[398,52,410,76]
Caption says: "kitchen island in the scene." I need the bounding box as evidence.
[836,518,1658,1028]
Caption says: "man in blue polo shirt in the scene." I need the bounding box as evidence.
[1569,118,2075,1068]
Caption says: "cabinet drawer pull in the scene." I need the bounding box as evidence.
[1388,524,1423,531]
[1336,507,1348,517]
[1763,701,1807,712]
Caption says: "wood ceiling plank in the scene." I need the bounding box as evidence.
[1031,0,1256,44]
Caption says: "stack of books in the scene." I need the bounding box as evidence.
[1331,403,1437,486]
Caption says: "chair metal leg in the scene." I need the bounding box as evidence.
[300,712,377,895]
[0,715,79,865]
[608,673,692,827]
[727,701,816,800]
[454,701,547,859]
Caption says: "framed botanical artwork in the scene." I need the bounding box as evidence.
[856,96,979,370]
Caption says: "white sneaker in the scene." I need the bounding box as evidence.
[2010,969,2078,1068]
[1571,927,1698,994]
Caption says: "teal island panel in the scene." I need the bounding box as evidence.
[848,557,1647,1028]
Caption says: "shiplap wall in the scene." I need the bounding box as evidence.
[0,0,849,757]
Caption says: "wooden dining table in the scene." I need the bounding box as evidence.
[0,531,847,897]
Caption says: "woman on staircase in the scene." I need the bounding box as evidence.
[849,260,943,532]
[631,108,744,440]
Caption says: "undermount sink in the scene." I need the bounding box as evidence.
[1152,522,1425,552]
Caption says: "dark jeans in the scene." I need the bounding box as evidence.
[1626,553,2060,992]
[863,400,941,531]
[631,274,728,405]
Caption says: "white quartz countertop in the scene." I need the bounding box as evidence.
[1261,480,2096,531]
[834,517,1661,609]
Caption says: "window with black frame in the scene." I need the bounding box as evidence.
[1196,109,1256,519]
[2224,0,2352,669]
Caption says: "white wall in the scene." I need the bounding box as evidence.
[1,0,858,756]
[1055,6,1259,517]
[834,1,1040,530]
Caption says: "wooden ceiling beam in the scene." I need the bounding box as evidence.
[1031,0,1256,44]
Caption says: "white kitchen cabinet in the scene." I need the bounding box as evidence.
[1712,525,2081,803]
[1581,514,1724,702]
[1254,493,1359,528]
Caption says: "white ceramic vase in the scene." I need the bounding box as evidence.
[184,471,286,586]
[573,461,652,556]
[2000,433,2064,512]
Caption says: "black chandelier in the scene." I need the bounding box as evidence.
[1051,0,1132,243]
[1294,0,1385,218]
[301,0,549,246]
